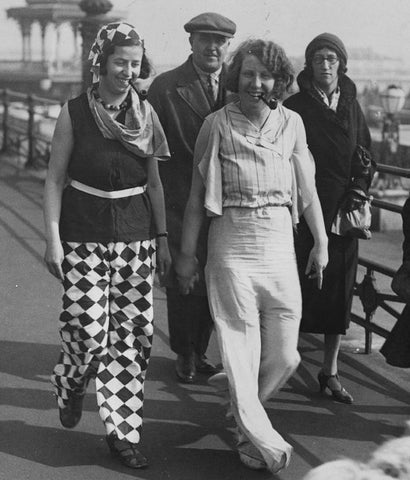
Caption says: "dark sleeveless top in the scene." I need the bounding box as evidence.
[59,93,154,242]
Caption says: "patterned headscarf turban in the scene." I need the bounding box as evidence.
[88,22,144,83]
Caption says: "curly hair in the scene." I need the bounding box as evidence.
[226,39,294,99]
[99,38,153,80]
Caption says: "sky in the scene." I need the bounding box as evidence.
[1,0,410,67]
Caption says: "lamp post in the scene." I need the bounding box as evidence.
[378,84,406,190]
[373,85,408,231]
[380,84,405,156]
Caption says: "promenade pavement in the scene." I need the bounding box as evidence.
[0,152,409,480]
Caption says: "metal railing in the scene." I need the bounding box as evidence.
[0,89,408,353]
[0,88,61,170]
[353,163,409,353]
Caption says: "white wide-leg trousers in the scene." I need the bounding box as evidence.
[205,207,301,471]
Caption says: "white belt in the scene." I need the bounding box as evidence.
[70,180,146,199]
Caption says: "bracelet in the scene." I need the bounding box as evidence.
[156,232,168,238]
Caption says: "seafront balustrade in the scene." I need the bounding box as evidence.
[0,60,50,75]
[0,59,81,78]
[0,88,409,354]
[354,164,410,353]
[0,88,60,169]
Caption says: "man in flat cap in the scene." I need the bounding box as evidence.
[148,12,236,383]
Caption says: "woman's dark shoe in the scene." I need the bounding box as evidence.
[318,371,354,404]
[59,391,85,429]
[106,434,148,469]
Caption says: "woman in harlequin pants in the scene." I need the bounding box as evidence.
[43,22,171,469]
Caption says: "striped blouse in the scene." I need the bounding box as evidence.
[195,101,316,223]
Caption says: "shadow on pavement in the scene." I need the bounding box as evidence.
[0,419,275,479]
[0,158,44,209]
[1,336,409,478]
[0,340,58,383]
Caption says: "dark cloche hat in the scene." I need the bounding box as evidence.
[305,32,348,65]
[184,12,236,38]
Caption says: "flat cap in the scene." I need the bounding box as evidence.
[184,12,236,38]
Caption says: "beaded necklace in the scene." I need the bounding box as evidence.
[93,88,130,111]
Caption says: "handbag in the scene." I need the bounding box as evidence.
[391,261,410,304]
[351,145,373,183]
[331,144,375,240]
[331,189,372,240]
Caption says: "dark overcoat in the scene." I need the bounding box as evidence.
[380,197,410,368]
[147,56,227,294]
[284,71,371,334]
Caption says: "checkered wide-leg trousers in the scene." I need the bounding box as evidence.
[51,239,156,443]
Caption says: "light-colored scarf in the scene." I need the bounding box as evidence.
[314,84,340,112]
[87,87,170,159]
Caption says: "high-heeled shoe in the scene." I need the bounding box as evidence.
[318,371,354,404]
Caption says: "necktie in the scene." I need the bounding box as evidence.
[207,74,217,103]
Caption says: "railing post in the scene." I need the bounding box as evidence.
[1,89,9,152]
[364,310,373,354]
[356,267,379,354]
[26,94,35,167]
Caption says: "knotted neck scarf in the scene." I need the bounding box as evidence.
[87,22,170,159]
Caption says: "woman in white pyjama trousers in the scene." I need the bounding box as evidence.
[176,39,328,475]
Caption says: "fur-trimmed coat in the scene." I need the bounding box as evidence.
[284,71,372,334]
[284,71,371,232]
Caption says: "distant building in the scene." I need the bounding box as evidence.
[0,0,124,100]
[1,0,84,98]
[348,47,410,93]
[1,4,410,100]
